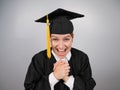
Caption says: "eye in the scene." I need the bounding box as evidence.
[51,38,59,42]
[64,38,70,42]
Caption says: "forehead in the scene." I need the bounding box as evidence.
[51,34,71,37]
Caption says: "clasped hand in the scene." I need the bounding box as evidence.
[53,60,70,82]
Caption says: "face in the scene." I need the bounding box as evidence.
[51,33,73,59]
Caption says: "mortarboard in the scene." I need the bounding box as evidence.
[35,8,84,59]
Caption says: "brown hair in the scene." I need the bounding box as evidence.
[70,33,74,38]
[50,33,74,38]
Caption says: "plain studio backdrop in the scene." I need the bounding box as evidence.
[0,0,120,90]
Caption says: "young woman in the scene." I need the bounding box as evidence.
[24,8,96,90]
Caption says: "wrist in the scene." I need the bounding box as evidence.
[53,72,59,80]
[49,72,59,85]
[63,76,69,82]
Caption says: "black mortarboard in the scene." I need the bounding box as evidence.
[35,8,84,59]
[35,8,84,34]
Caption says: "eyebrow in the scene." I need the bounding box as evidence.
[51,36,58,38]
[65,35,71,38]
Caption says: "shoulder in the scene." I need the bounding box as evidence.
[33,49,47,58]
[31,49,47,64]
[71,48,89,63]
[71,48,88,57]
[32,48,49,60]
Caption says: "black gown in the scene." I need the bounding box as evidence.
[24,48,96,90]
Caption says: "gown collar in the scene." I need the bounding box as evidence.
[52,50,71,61]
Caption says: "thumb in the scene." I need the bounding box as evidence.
[53,61,61,70]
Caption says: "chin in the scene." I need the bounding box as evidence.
[58,55,66,59]
[57,52,68,59]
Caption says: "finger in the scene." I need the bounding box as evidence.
[54,61,60,70]
[64,63,70,68]
[54,61,59,66]
[65,66,70,70]
[54,61,63,70]
[59,60,66,64]
[62,60,68,64]
[65,71,69,76]
[66,69,70,73]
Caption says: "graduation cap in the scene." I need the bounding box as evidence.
[35,8,84,59]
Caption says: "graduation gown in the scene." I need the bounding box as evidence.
[24,48,96,90]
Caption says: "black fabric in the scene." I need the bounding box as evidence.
[35,8,84,34]
[50,16,73,34]
[24,48,96,90]
[35,8,84,23]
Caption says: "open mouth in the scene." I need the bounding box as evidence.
[57,48,66,52]
[56,48,67,56]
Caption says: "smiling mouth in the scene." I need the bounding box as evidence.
[56,48,66,52]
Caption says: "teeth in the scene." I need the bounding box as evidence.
[56,48,66,52]
[59,50,64,52]
[57,49,65,52]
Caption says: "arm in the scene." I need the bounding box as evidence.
[73,54,96,90]
[53,60,74,90]
[49,72,59,90]
[24,54,51,90]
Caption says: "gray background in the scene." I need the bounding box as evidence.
[0,0,120,90]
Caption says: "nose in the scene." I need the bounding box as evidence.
[58,40,64,49]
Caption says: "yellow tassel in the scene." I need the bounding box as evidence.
[46,15,51,59]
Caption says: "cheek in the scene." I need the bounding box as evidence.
[51,41,57,48]
[65,41,72,48]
